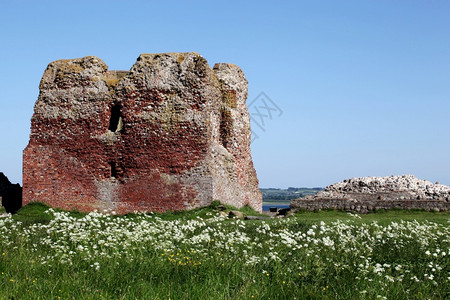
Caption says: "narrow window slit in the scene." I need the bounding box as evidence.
[109,104,123,132]
[109,162,118,178]
[109,161,124,179]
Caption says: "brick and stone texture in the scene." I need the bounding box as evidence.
[291,175,450,213]
[23,53,262,213]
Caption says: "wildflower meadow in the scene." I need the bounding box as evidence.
[0,203,448,299]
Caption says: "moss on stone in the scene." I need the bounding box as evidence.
[222,90,237,108]
[105,77,120,87]
[102,71,128,90]
[54,62,84,80]
[177,53,185,64]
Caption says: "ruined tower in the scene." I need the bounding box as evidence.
[23,53,262,213]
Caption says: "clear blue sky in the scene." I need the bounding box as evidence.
[1,0,449,188]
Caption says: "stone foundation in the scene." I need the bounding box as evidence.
[290,197,449,213]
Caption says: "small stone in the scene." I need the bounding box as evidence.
[277,208,291,216]
[217,205,226,211]
[228,210,244,219]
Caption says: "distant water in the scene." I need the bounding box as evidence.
[262,204,290,211]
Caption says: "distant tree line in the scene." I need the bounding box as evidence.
[262,195,301,201]
[287,187,323,192]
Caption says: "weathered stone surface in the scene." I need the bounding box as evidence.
[291,175,450,212]
[0,173,22,213]
[23,53,262,213]
[228,210,244,219]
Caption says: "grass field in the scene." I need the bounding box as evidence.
[0,202,448,299]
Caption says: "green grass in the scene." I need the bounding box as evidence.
[11,202,54,225]
[0,203,448,299]
[11,202,86,225]
[293,209,450,225]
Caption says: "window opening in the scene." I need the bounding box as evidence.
[109,162,118,178]
[109,104,123,132]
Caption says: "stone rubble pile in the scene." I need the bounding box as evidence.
[321,175,450,201]
[291,175,450,213]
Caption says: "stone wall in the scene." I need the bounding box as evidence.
[291,197,449,213]
[291,175,450,213]
[23,53,262,213]
[0,173,22,213]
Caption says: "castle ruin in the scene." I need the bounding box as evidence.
[23,53,262,213]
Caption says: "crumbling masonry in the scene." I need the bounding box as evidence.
[23,53,262,213]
